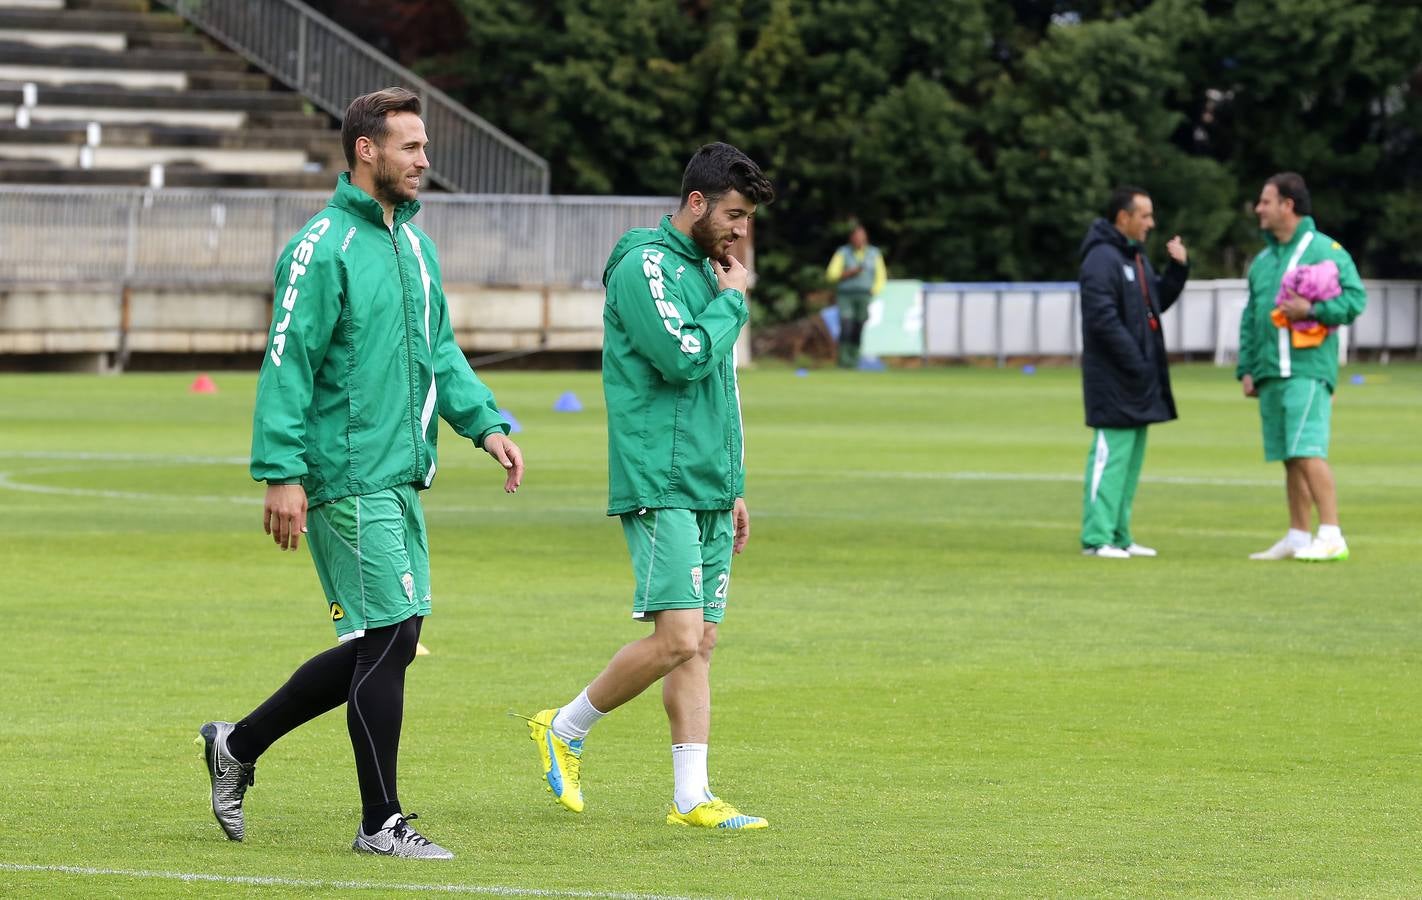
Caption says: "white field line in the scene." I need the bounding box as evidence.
[0,448,1343,492]
[0,450,250,464]
[3,451,1418,490]
[0,863,704,900]
[0,467,262,506]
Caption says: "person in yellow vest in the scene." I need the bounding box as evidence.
[825,222,887,368]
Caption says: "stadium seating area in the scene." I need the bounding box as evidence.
[0,0,340,188]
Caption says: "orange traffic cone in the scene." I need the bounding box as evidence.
[189,373,218,394]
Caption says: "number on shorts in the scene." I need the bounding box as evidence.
[715,572,729,599]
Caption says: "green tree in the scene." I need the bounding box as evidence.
[402,0,1422,319]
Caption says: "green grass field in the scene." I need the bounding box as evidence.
[1,363,1419,898]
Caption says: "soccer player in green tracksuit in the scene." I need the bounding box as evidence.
[523,143,775,830]
[197,88,524,859]
[1077,186,1190,558]
[1238,172,1366,562]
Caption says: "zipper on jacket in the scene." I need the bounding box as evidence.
[391,228,422,480]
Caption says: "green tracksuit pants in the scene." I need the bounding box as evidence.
[1081,426,1147,549]
[836,290,872,368]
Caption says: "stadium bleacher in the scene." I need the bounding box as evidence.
[0,0,339,189]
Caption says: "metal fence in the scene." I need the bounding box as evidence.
[155,0,550,194]
[0,186,673,288]
[920,280,1422,362]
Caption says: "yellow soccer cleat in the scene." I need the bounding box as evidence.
[666,797,767,830]
[527,708,584,813]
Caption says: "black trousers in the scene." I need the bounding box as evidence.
[226,616,423,831]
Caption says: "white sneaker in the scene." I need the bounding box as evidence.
[1124,543,1157,557]
[1249,537,1299,561]
[1294,537,1349,562]
[1082,545,1130,559]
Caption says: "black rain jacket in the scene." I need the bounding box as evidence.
[1077,218,1188,429]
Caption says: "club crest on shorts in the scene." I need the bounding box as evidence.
[330,602,345,622]
[401,572,415,601]
[690,565,703,597]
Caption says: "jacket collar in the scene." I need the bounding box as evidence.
[330,172,421,229]
[659,215,709,262]
[1263,215,1316,249]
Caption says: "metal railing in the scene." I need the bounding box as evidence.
[155,0,550,194]
[0,185,671,288]
[918,280,1422,362]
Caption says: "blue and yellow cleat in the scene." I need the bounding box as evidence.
[666,797,767,830]
[527,708,584,813]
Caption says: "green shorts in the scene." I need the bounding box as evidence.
[620,508,734,624]
[1258,376,1332,462]
[307,483,431,642]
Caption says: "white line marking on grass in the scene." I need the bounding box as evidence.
[764,468,1422,489]
[763,469,1281,488]
[0,470,261,506]
[0,451,249,464]
[3,452,1417,490]
[0,863,703,900]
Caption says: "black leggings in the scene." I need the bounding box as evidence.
[227,616,423,832]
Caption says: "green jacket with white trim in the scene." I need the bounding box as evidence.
[250,174,508,506]
[601,216,747,516]
[1237,216,1366,391]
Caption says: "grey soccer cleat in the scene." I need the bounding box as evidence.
[198,721,255,841]
[352,814,455,859]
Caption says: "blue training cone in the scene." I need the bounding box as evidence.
[499,408,523,433]
[553,391,583,413]
[1350,374,1365,386]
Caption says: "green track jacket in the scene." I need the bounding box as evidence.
[601,216,747,515]
[250,174,508,505]
[1237,216,1367,391]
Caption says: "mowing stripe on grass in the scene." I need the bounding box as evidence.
[0,863,703,899]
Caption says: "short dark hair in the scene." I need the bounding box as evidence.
[1266,172,1311,216]
[1106,185,1149,222]
[679,142,775,209]
[342,87,422,168]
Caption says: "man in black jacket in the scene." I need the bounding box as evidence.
[1078,186,1189,558]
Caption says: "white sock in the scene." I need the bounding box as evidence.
[1286,528,1312,548]
[551,687,605,741]
[1317,524,1343,543]
[672,743,712,814]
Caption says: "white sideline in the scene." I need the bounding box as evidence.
[0,863,702,900]
[0,449,1335,489]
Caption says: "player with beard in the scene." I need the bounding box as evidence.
[198,88,524,858]
[522,143,775,829]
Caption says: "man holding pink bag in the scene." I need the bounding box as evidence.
[1237,173,1367,562]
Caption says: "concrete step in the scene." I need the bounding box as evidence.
[124,30,205,51]
[0,61,187,89]
[0,25,204,53]
[0,141,312,172]
[68,0,150,12]
[1,102,240,128]
[0,160,337,189]
[0,83,305,111]
[0,41,249,71]
[0,8,182,31]
[0,63,267,92]
[0,26,126,50]
[0,121,341,161]
[246,110,332,130]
